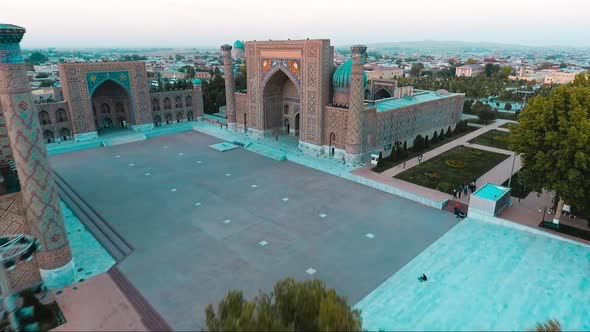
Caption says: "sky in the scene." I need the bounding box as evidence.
[3,0,590,49]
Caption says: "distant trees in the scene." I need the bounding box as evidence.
[409,62,425,77]
[35,72,49,79]
[27,51,48,65]
[121,54,147,61]
[179,65,196,78]
[528,319,561,332]
[235,65,247,91]
[201,67,226,114]
[505,103,512,111]
[205,278,362,331]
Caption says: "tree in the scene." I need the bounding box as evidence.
[179,65,195,78]
[431,131,439,144]
[528,319,561,332]
[505,102,513,111]
[484,63,500,77]
[477,107,497,123]
[463,100,473,114]
[235,64,248,91]
[439,129,445,141]
[409,62,424,77]
[509,73,590,225]
[424,136,430,148]
[40,80,54,87]
[27,51,48,65]
[35,72,49,79]
[413,135,425,152]
[465,58,478,65]
[446,126,453,138]
[205,278,362,331]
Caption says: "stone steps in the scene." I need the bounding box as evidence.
[53,171,133,262]
[246,143,287,161]
[144,123,194,138]
[101,133,147,147]
[108,267,172,331]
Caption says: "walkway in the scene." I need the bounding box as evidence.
[51,273,148,331]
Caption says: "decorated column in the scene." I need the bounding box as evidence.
[192,78,204,120]
[345,45,367,164]
[221,44,236,129]
[0,24,74,288]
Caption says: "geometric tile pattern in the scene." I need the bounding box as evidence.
[346,45,367,156]
[0,193,42,290]
[221,45,236,125]
[0,36,73,270]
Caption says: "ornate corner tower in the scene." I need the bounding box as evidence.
[221,44,236,129]
[192,78,204,120]
[0,24,74,288]
[345,44,367,164]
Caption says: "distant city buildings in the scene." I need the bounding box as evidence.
[455,64,485,77]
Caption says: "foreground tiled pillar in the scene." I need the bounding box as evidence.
[346,45,367,164]
[0,24,74,288]
[221,44,236,129]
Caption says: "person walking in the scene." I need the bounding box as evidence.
[453,189,457,199]
[458,189,462,199]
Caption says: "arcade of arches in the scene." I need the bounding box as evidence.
[91,80,131,132]
[263,70,300,136]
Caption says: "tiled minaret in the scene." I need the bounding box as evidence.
[0,24,74,288]
[345,45,367,164]
[192,78,204,120]
[221,44,236,129]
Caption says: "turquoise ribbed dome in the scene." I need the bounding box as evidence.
[233,40,244,49]
[332,59,367,89]
[192,78,202,84]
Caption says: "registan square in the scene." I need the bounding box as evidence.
[0,1,589,330]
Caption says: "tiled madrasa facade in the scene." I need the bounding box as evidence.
[223,40,464,164]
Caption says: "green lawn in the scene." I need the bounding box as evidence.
[394,145,510,194]
[371,126,477,173]
[468,129,512,151]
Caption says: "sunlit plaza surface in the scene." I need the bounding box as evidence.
[355,218,590,331]
[49,130,458,330]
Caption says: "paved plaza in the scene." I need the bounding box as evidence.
[49,131,458,330]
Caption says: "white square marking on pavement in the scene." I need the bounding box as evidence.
[251,184,258,188]
[223,219,232,224]
[178,153,184,156]
[194,202,201,206]
[197,161,203,164]
[319,213,327,218]
[115,155,120,158]
[225,173,231,176]
[128,163,135,167]
[366,233,375,239]
[282,197,289,202]
[170,188,177,192]
[258,240,268,247]
[144,173,151,176]
[306,268,317,275]
[163,146,168,149]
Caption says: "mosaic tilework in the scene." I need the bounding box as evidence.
[346,45,367,157]
[221,45,237,124]
[86,71,131,96]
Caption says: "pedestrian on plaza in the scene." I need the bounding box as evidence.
[453,189,457,199]
[403,162,406,169]
[458,190,462,199]
[463,184,468,195]
[220,123,223,129]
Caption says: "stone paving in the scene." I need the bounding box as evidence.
[49,130,459,330]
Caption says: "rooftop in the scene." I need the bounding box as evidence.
[372,89,460,112]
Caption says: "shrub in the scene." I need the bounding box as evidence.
[444,159,468,168]
[431,131,439,144]
[413,135,425,152]
[505,102,512,111]
[205,278,362,331]
[446,126,453,138]
[439,129,445,141]
[424,136,430,148]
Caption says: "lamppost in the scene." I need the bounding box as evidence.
[507,152,517,206]
[0,234,42,331]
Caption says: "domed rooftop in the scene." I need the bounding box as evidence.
[233,40,244,49]
[333,59,367,89]
[192,78,202,85]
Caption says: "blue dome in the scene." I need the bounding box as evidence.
[333,59,367,89]
[233,40,244,49]
[192,78,202,85]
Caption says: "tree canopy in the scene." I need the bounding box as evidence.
[205,278,362,331]
[27,51,48,65]
[509,73,590,221]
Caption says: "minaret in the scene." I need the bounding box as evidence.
[346,45,367,164]
[221,44,236,129]
[0,24,74,288]
[192,78,204,120]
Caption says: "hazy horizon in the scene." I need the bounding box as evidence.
[4,0,590,49]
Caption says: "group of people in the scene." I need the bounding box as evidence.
[452,179,478,199]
